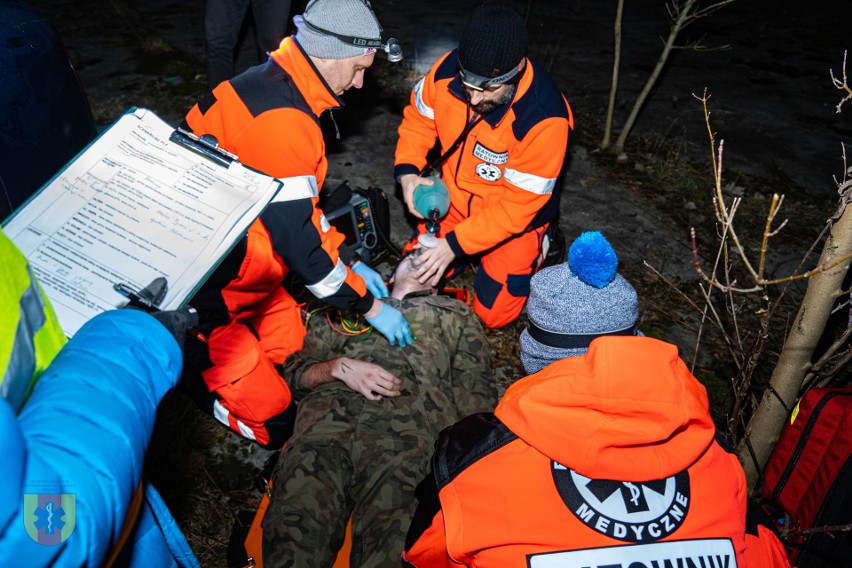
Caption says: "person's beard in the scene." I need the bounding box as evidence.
[470,84,516,114]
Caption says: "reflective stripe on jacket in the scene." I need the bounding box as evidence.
[183,37,370,316]
[0,228,66,414]
[403,337,749,567]
[395,50,573,257]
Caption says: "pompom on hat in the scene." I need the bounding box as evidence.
[294,0,383,59]
[520,231,640,374]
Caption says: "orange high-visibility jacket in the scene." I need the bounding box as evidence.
[394,50,573,258]
[183,37,370,318]
[403,337,751,568]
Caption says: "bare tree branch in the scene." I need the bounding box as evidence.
[830,50,851,113]
[601,0,625,150]
[786,523,852,539]
[611,1,738,155]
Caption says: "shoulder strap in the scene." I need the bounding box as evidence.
[419,113,484,176]
[102,482,145,568]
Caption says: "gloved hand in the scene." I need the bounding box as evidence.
[352,261,389,298]
[365,303,413,347]
[151,306,200,350]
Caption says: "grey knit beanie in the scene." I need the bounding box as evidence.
[294,0,382,59]
[520,231,640,374]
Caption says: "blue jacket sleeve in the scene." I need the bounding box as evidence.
[0,309,183,567]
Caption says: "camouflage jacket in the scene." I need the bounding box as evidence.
[282,291,496,430]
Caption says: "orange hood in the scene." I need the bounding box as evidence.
[495,336,716,481]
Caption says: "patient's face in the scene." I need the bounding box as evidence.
[390,256,433,295]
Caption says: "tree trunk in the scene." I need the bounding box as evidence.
[612,0,695,155]
[601,0,624,150]
[737,204,852,490]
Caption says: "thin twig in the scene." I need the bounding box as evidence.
[786,523,852,539]
[830,50,851,113]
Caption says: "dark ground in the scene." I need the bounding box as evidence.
[24,0,852,565]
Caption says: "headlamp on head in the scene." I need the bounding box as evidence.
[300,17,403,62]
[458,59,526,91]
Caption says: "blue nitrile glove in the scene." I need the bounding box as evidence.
[352,261,389,298]
[366,302,413,347]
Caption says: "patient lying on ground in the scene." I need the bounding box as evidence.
[262,257,497,567]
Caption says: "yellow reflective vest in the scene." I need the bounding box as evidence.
[0,227,66,413]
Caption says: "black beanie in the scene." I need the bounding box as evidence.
[458,3,528,82]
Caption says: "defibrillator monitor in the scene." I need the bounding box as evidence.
[326,201,362,249]
[323,182,390,266]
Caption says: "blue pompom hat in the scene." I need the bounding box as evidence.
[520,231,639,374]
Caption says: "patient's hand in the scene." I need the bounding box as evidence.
[333,358,402,401]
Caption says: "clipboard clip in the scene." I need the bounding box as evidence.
[170,128,238,168]
[114,278,167,312]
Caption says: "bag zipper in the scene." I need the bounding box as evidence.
[772,390,852,502]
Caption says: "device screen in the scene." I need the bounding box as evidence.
[330,210,360,247]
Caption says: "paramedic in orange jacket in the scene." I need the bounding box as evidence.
[394,3,573,329]
[403,232,790,568]
[180,0,411,449]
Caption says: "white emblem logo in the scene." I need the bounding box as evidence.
[475,162,502,182]
[552,462,691,543]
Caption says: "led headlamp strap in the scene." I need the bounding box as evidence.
[527,321,637,350]
[460,58,526,90]
[300,17,383,49]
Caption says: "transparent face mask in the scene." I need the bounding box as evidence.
[409,233,439,269]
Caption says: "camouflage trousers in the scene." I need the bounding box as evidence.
[262,386,438,567]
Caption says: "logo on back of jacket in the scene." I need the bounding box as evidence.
[552,462,690,543]
[472,142,507,182]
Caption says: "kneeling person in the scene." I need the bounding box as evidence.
[403,232,788,567]
[262,256,497,567]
